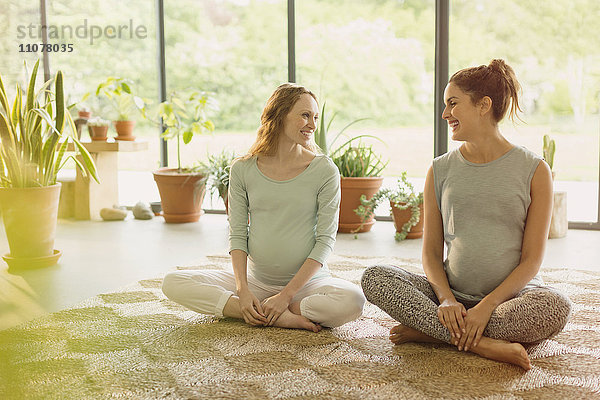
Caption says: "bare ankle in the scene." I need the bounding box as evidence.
[273,309,320,332]
[288,301,301,315]
[390,324,443,345]
[222,296,243,319]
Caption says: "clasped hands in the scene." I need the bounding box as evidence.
[437,299,494,352]
[238,289,291,327]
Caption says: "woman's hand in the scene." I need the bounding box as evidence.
[261,292,292,326]
[238,289,267,326]
[437,299,467,343]
[457,302,494,351]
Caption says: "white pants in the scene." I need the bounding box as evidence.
[162,270,365,328]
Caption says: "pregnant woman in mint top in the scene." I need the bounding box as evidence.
[162,83,365,331]
[361,59,571,370]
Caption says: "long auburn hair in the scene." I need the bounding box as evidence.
[449,59,523,124]
[246,83,319,158]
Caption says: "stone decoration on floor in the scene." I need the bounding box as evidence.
[99,207,128,221]
[133,202,154,220]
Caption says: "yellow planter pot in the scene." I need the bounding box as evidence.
[0,184,62,268]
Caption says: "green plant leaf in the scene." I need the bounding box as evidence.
[52,139,68,184]
[121,82,131,94]
[315,102,328,153]
[0,112,15,150]
[133,95,144,110]
[1,146,23,187]
[33,78,54,105]
[68,155,89,181]
[54,71,65,134]
[182,129,193,144]
[29,115,42,165]
[11,84,22,131]
[71,137,99,184]
[0,65,98,187]
[26,59,40,112]
[0,71,11,117]
[329,118,370,152]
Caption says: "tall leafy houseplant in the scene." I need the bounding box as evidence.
[157,91,216,172]
[354,172,424,241]
[151,90,217,223]
[314,101,387,233]
[0,60,98,268]
[95,77,145,140]
[543,134,556,178]
[543,134,566,238]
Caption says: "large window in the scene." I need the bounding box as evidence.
[163,0,288,169]
[450,0,600,224]
[44,0,158,205]
[296,0,435,181]
[3,0,598,225]
[0,1,43,95]
[47,0,157,129]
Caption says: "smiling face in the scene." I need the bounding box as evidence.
[280,93,319,149]
[442,82,483,142]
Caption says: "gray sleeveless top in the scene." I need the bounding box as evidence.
[433,145,544,302]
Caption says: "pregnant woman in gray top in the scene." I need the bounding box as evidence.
[162,83,365,332]
[362,59,571,370]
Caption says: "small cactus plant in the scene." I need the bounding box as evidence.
[543,134,555,171]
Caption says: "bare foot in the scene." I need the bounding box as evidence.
[389,325,531,370]
[272,309,321,332]
[470,336,532,370]
[389,324,444,345]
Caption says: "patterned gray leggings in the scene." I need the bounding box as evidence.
[361,265,572,344]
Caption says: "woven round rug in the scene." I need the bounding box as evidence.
[1,254,599,399]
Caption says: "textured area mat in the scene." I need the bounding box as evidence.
[1,255,599,399]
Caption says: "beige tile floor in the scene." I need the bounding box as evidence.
[1,213,599,330]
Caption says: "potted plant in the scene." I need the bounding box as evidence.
[150,90,217,223]
[0,60,98,269]
[87,117,110,141]
[95,77,145,141]
[543,134,556,180]
[331,141,387,233]
[354,172,424,241]
[77,105,91,119]
[202,149,236,213]
[73,92,92,119]
[543,134,566,238]
[314,102,387,233]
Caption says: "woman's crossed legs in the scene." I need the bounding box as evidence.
[361,265,572,370]
[162,269,365,331]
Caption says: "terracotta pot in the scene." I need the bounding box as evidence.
[153,168,206,223]
[78,110,91,119]
[89,125,108,141]
[338,177,384,233]
[0,184,62,267]
[391,201,424,239]
[113,120,136,141]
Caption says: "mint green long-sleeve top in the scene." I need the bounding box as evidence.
[228,154,341,286]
